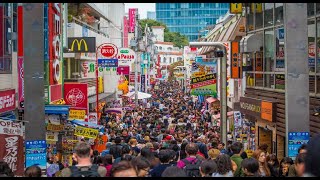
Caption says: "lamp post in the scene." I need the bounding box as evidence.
[189,42,227,145]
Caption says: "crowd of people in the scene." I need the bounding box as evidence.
[0,80,320,177]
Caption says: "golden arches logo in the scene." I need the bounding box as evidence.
[70,39,88,51]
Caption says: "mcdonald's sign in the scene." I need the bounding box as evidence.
[67,37,96,53]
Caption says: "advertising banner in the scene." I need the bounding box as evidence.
[46,123,64,131]
[129,8,137,33]
[64,83,88,110]
[62,137,78,154]
[123,16,129,48]
[67,37,96,53]
[288,132,309,159]
[17,58,24,109]
[74,126,99,139]
[141,75,146,92]
[88,112,98,125]
[0,89,16,114]
[0,120,24,176]
[46,132,58,141]
[25,140,47,169]
[68,109,86,120]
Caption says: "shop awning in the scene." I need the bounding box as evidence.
[45,105,70,114]
[206,97,218,104]
[88,92,114,104]
[212,111,234,119]
[240,33,263,53]
[0,111,16,121]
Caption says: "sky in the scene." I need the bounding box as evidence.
[125,3,155,19]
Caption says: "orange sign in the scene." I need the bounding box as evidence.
[261,101,273,122]
[255,52,263,78]
[231,41,242,79]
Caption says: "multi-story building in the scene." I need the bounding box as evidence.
[156,3,229,41]
[147,11,156,20]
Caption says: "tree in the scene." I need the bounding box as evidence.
[139,19,189,48]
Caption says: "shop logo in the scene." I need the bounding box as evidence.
[68,37,96,53]
[71,39,88,52]
[66,88,85,106]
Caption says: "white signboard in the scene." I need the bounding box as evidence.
[0,120,23,136]
[117,48,136,68]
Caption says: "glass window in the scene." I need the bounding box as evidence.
[316,3,320,14]
[255,4,263,29]
[163,57,166,63]
[264,3,274,28]
[181,3,188,9]
[308,19,316,73]
[275,27,285,72]
[247,3,254,31]
[169,57,172,63]
[308,3,315,17]
[275,3,283,25]
[170,3,175,9]
[264,29,274,72]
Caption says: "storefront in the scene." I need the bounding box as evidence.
[239,96,278,156]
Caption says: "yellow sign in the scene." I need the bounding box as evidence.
[98,77,104,93]
[251,3,262,13]
[71,39,88,52]
[69,109,86,120]
[74,126,99,139]
[192,71,206,77]
[230,3,243,14]
[47,123,64,131]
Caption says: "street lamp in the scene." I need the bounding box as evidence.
[189,42,228,145]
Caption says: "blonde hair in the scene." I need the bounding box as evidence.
[208,149,220,160]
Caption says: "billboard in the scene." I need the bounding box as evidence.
[64,83,88,111]
[129,8,137,33]
[288,132,310,159]
[123,16,129,47]
[25,140,47,169]
[0,89,16,114]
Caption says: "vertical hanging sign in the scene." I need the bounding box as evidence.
[17,4,24,109]
[231,41,242,79]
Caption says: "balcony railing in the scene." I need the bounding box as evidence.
[71,16,108,37]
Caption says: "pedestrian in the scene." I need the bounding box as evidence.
[0,161,14,177]
[289,152,307,177]
[131,156,151,177]
[199,160,217,177]
[267,153,280,177]
[230,142,244,177]
[241,158,260,177]
[111,161,138,177]
[212,154,233,177]
[150,149,174,177]
[303,133,320,177]
[161,166,187,177]
[24,165,42,177]
[288,143,308,177]
[176,143,202,177]
[102,154,113,177]
[208,148,220,160]
[252,149,271,177]
[60,142,106,177]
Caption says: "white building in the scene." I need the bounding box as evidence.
[151,26,165,42]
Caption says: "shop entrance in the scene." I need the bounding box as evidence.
[258,127,273,154]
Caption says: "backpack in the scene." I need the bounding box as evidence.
[70,165,100,177]
[110,144,123,159]
[182,158,202,177]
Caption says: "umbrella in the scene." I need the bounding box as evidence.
[124,91,152,99]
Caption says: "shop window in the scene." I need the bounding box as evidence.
[264,3,274,28]
[264,29,274,72]
[163,57,166,63]
[275,3,283,25]
[12,3,17,52]
[308,19,316,73]
[255,4,263,29]
[308,3,315,17]
[275,27,285,72]
[247,3,254,31]
[170,3,176,9]
[169,57,172,63]
[316,3,320,15]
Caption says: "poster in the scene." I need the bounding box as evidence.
[275,74,285,89]
[74,126,99,139]
[68,109,86,120]
[88,112,98,125]
[46,123,64,131]
[288,132,310,159]
[25,140,47,169]
[0,120,24,176]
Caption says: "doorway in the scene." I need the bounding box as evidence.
[258,126,273,154]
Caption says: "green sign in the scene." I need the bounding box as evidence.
[190,84,217,97]
[120,49,129,53]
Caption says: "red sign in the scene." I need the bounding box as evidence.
[100,44,118,58]
[123,16,129,48]
[129,8,137,33]
[117,66,130,75]
[0,89,16,114]
[18,58,24,109]
[129,73,140,83]
[64,83,88,110]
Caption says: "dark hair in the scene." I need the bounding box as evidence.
[241,158,259,174]
[231,142,243,154]
[267,154,280,168]
[161,166,188,177]
[158,150,171,163]
[295,153,307,165]
[24,165,42,177]
[131,157,151,171]
[279,157,293,176]
[115,137,122,144]
[111,160,137,177]
[0,161,14,177]
[102,154,113,166]
[74,142,91,158]
[200,160,217,176]
[305,133,320,177]
[140,147,155,160]
[185,143,199,155]
[215,154,232,175]
[93,156,103,165]
[121,144,131,155]
[240,151,248,159]
[298,144,307,153]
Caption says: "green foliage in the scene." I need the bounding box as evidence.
[139,19,189,48]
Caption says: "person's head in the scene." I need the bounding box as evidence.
[140,147,154,159]
[200,160,217,177]
[217,142,225,150]
[74,142,92,160]
[252,149,266,164]
[215,154,232,175]
[279,157,293,176]
[208,149,220,160]
[295,153,307,177]
[266,154,279,167]
[241,158,259,176]
[185,143,199,156]
[258,144,269,154]
[129,138,138,146]
[298,144,307,154]
[158,150,171,163]
[231,142,243,154]
[102,154,113,166]
[24,165,42,177]
[0,161,14,177]
[161,166,188,177]
[106,142,112,149]
[111,161,138,177]
[305,133,320,177]
[115,136,122,144]
[131,157,151,177]
[121,144,132,155]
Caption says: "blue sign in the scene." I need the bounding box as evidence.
[288,132,309,158]
[141,75,145,92]
[98,59,118,67]
[278,28,284,41]
[308,58,320,67]
[25,140,47,169]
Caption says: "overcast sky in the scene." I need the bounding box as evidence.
[125,3,155,19]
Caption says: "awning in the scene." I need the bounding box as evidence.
[240,33,263,53]
[45,105,70,115]
[212,111,234,119]
[0,111,16,121]
[88,92,114,104]
[206,97,218,104]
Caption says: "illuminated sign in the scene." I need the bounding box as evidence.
[67,37,96,53]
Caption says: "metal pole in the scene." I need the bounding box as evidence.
[189,42,227,145]
[134,20,139,107]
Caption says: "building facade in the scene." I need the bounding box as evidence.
[147,11,156,20]
[156,3,229,41]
